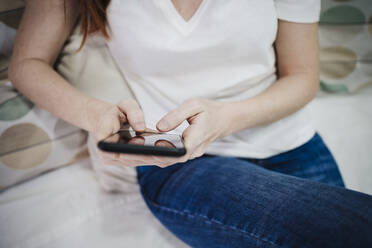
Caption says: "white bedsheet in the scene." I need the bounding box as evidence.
[310,86,372,195]
[0,159,188,248]
[1,87,371,248]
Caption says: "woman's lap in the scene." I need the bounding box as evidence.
[241,133,345,187]
[136,133,372,247]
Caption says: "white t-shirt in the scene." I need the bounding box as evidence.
[106,0,321,158]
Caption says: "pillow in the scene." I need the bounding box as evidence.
[56,26,135,104]
[0,5,88,191]
[319,0,372,93]
[0,84,88,190]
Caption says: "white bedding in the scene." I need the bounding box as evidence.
[310,86,372,195]
[0,159,188,248]
[1,87,371,248]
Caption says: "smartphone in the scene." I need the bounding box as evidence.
[98,130,187,157]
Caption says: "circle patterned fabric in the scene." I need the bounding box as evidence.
[0,85,88,189]
[319,0,372,93]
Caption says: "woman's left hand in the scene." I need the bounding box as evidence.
[156,98,231,161]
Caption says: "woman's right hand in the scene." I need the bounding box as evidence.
[88,98,147,163]
[88,98,186,168]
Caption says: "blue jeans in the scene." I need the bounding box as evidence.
[136,133,372,247]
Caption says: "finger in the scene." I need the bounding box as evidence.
[155,139,175,148]
[119,112,127,125]
[182,123,204,152]
[102,158,139,167]
[103,156,175,168]
[128,136,145,145]
[110,157,149,166]
[156,99,203,132]
[144,154,180,167]
[99,150,120,161]
[117,153,173,167]
[190,144,206,159]
[100,151,152,166]
[103,157,158,167]
[117,99,146,132]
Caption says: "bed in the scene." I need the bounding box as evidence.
[1,0,371,247]
[1,86,372,248]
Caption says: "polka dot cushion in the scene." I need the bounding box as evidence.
[319,0,372,93]
[0,84,88,190]
[0,4,88,191]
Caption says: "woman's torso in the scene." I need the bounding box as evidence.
[105,0,316,158]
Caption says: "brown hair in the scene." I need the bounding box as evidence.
[78,0,111,49]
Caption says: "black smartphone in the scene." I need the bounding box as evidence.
[98,130,187,157]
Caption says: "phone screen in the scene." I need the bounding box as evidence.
[102,130,185,149]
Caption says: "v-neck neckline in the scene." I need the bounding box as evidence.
[169,0,204,23]
[155,0,210,35]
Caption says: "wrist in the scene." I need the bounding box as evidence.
[221,100,256,137]
[218,101,239,138]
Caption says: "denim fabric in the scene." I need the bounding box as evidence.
[243,133,345,187]
[136,133,372,248]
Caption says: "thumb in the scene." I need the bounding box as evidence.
[157,100,202,132]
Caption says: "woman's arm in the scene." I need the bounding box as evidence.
[224,20,319,136]
[8,0,112,132]
[150,21,319,162]
[83,21,320,166]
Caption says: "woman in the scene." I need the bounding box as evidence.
[9,0,372,247]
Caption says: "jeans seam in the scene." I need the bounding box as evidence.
[143,195,284,248]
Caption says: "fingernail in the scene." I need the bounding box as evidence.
[132,139,142,144]
[134,122,145,130]
[157,121,168,131]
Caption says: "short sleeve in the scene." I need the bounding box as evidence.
[274,0,321,23]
